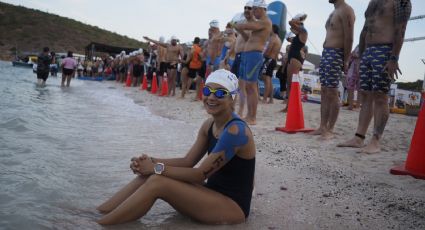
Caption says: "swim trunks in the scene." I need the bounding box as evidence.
[240,51,263,82]
[261,57,277,77]
[167,63,178,70]
[231,53,242,78]
[319,47,344,88]
[359,44,392,93]
[158,62,167,76]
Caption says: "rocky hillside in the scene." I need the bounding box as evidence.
[0,2,146,60]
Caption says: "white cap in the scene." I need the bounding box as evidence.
[159,36,165,43]
[171,35,177,40]
[245,1,254,7]
[253,0,267,8]
[209,19,220,28]
[138,48,143,53]
[205,69,239,99]
[293,13,307,22]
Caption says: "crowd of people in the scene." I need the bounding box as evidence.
[34,0,412,225]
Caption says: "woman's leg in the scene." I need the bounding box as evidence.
[66,74,72,87]
[97,175,245,225]
[282,59,302,112]
[97,175,149,214]
[61,74,67,87]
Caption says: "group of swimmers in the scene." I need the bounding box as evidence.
[93,0,412,225]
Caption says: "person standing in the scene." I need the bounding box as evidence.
[61,51,77,87]
[261,24,282,104]
[144,36,183,96]
[345,46,361,110]
[281,13,308,113]
[36,47,55,87]
[233,0,272,125]
[338,0,411,153]
[311,0,355,140]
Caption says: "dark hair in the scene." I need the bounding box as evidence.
[67,51,73,57]
[43,47,49,52]
[272,24,279,34]
[193,37,200,44]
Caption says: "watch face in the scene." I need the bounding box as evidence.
[154,163,164,174]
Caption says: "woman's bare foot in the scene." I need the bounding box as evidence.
[337,137,365,148]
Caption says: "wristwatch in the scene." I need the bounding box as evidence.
[389,55,399,62]
[154,163,165,175]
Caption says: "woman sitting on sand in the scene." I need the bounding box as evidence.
[97,69,256,225]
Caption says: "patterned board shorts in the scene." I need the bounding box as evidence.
[319,48,344,88]
[359,44,392,93]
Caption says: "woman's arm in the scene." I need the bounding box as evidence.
[135,121,251,184]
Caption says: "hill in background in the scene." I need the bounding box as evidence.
[0,2,146,60]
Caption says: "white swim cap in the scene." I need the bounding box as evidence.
[293,13,307,22]
[159,36,165,43]
[171,35,177,41]
[245,1,254,7]
[253,0,267,8]
[209,19,220,28]
[205,69,239,99]
[138,48,143,53]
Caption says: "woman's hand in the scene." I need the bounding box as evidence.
[130,154,150,175]
[134,157,155,176]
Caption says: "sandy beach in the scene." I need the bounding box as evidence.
[121,83,425,230]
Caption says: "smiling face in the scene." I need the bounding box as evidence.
[244,6,253,20]
[203,83,234,115]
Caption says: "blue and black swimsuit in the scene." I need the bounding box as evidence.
[204,118,255,218]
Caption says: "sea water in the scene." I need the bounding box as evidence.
[0,61,198,229]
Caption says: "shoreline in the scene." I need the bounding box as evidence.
[120,82,425,229]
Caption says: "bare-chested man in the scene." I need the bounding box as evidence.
[338,0,411,153]
[207,20,224,73]
[311,0,355,140]
[261,24,282,104]
[233,0,272,125]
[143,35,183,96]
[157,36,167,95]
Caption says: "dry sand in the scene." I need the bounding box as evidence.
[120,83,425,230]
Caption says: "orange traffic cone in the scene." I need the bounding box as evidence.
[198,80,204,100]
[141,73,147,90]
[276,74,313,134]
[390,92,425,180]
[160,73,169,96]
[151,72,158,94]
[125,72,132,87]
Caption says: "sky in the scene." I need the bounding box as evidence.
[3,0,425,82]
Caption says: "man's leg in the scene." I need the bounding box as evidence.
[311,87,328,135]
[245,81,258,125]
[262,75,270,103]
[360,92,389,153]
[337,90,373,147]
[320,87,340,140]
[238,79,247,117]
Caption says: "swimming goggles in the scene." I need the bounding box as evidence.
[202,86,236,99]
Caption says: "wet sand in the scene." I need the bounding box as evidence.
[121,84,425,230]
